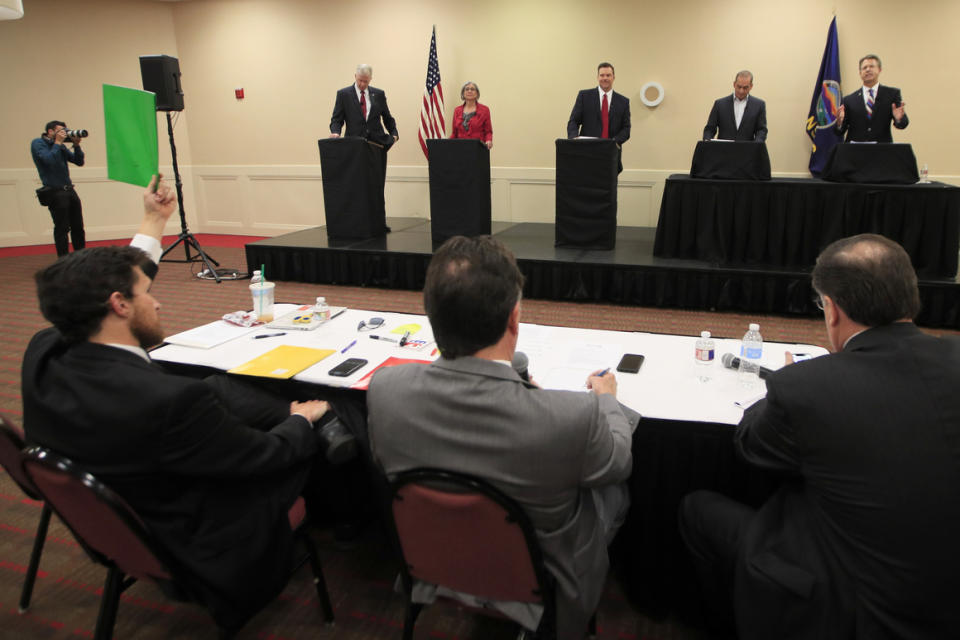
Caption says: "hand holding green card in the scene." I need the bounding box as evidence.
[103,84,159,188]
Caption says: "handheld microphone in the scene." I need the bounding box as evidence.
[511,351,530,382]
[720,352,774,379]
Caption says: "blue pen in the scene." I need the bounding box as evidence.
[597,367,611,377]
[341,339,357,354]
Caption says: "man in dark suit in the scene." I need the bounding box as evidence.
[368,236,639,639]
[836,54,908,142]
[567,62,631,172]
[20,176,345,633]
[329,63,398,231]
[679,234,960,639]
[702,71,768,142]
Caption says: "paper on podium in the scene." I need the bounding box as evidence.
[228,345,336,379]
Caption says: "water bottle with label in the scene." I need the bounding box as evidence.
[313,296,330,323]
[919,164,930,184]
[694,330,715,382]
[738,323,763,386]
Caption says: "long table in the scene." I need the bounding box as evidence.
[151,307,827,616]
[653,174,960,278]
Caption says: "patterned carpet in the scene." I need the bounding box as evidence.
[0,242,955,639]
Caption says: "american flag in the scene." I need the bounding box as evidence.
[417,26,445,159]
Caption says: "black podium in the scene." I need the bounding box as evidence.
[555,138,618,249]
[690,140,771,180]
[427,139,491,244]
[317,137,386,240]
[822,143,919,184]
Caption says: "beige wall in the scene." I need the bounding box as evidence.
[2,0,957,246]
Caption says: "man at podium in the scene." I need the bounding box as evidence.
[702,70,768,142]
[567,62,631,173]
[835,54,908,143]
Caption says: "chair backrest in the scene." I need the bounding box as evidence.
[390,468,551,605]
[21,447,172,581]
[0,414,42,500]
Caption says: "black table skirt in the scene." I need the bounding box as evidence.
[653,174,960,278]
[690,141,771,181]
[822,143,919,185]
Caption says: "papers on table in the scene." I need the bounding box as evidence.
[228,345,336,379]
[164,320,259,349]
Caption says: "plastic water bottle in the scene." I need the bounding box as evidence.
[920,164,929,184]
[739,323,763,386]
[313,296,330,323]
[694,330,715,382]
[250,269,262,284]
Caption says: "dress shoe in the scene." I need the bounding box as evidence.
[316,415,358,464]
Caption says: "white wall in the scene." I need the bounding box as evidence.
[1,0,957,246]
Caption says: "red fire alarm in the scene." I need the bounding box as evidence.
[235,87,244,100]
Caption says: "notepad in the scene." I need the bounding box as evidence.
[228,345,336,379]
[266,305,348,331]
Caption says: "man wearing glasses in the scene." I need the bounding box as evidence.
[680,234,960,639]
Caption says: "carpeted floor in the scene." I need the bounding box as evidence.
[0,241,956,639]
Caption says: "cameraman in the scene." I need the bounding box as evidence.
[31,120,85,256]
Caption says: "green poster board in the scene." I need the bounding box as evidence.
[103,84,158,187]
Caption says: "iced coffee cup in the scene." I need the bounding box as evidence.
[249,281,275,323]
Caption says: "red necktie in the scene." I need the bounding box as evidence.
[360,91,367,120]
[601,92,610,139]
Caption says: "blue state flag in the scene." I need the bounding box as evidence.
[806,17,842,176]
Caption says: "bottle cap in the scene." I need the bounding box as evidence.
[316,296,326,304]
[701,331,710,338]
[749,323,759,331]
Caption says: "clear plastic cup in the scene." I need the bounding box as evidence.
[249,281,275,323]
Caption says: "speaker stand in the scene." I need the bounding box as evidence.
[159,111,222,283]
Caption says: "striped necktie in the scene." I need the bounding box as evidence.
[866,87,874,120]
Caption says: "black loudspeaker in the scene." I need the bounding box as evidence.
[139,55,184,111]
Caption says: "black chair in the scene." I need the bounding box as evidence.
[0,414,52,613]
[388,468,562,639]
[21,446,333,639]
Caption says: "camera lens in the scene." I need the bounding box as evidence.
[66,129,89,138]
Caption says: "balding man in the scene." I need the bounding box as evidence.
[680,234,960,639]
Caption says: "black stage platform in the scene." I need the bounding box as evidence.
[245,217,960,328]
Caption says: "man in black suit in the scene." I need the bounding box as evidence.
[679,234,960,639]
[836,54,908,142]
[21,176,349,632]
[702,70,768,142]
[567,62,631,172]
[329,63,398,231]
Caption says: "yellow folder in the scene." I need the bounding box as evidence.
[228,345,336,379]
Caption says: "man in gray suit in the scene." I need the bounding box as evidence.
[367,235,639,639]
[702,70,768,142]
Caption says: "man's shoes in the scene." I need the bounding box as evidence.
[316,415,358,464]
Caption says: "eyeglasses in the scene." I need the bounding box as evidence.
[813,295,825,311]
[357,317,385,331]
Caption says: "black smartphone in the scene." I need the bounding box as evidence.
[616,353,645,374]
[328,358,368,377]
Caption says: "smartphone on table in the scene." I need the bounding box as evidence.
[616,353,645,374]
[328,358,368,377]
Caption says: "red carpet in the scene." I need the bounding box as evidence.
[0,234,267,258]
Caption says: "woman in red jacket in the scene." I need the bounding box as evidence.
[450,81,493,149]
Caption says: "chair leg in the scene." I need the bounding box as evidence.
[402,601,423,640]
[94,567,124,640]
[18,504,51,613]
[298,531,335,624]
